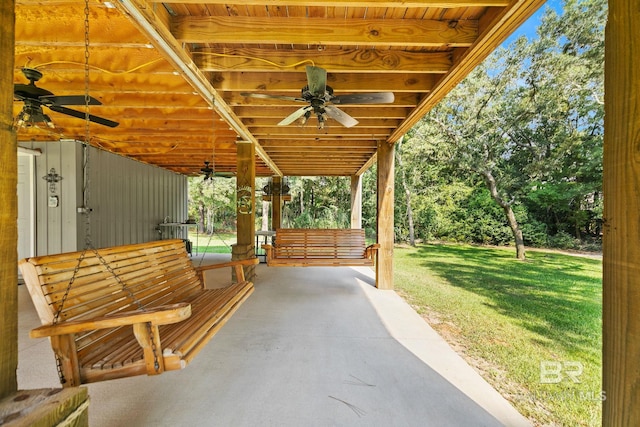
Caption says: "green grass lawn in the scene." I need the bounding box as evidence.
[394,243,602,427]
[189,232,236,254]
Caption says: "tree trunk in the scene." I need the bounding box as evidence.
[396,139,415,245]
[198,202,205,233]
[262,199,269,230]
[482,170,526,260]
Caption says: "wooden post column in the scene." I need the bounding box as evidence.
[271,175,282,230]
[232,141,256,282]
[0,0,17,399]
[602,1,640,425]
[0,6,88,425]
[376,141,395,290]
[351,175,362,229]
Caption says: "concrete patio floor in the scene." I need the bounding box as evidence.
[17,254,531,426]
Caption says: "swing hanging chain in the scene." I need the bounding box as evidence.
[51,0,159,383]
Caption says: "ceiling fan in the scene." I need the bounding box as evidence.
[241,65,394,129]
[13,67,119,129]
[200,161,234,180]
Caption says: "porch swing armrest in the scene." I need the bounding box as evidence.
[365,243,380,259]
[195,257,259,283]
[30,303,192,338]
[261,244,274,261]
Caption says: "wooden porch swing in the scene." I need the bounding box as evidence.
[262,228,379,268]
[17,2,258,387]
[19,240,257,387]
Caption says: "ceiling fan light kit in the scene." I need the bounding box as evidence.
[13,67,119,129]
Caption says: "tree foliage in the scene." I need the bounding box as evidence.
[393,0,605,254]
[186,0,606,255]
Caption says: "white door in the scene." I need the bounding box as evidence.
[17,152,36,261]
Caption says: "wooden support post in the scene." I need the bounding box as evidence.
[0,0,17,400]
[376,141,395,290]
[0,6,88,425]
[232,141,256,282]
[351,175,362,229]
[271,175,282,231]
[602,1,640,425]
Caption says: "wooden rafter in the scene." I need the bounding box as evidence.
[13,0,544,178]
[171,16,478,47]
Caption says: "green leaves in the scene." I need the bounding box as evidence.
[397,0,605,250]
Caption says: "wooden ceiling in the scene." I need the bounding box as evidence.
[13,0,544,178]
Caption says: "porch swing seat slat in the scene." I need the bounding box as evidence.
[19,239,258,387]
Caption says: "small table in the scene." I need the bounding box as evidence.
[255,230,276,263]
[158,223,197,255]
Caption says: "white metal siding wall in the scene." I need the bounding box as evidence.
[24,140,79,255]
[19,141,187,255]
[84,146,187,249]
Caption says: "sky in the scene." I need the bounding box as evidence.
[503,0,565,46]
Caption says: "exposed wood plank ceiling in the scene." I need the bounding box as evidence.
[13,0,545,178]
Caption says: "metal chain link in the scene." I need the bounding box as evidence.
[51,0,160,383]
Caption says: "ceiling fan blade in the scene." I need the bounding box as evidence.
[240,92,303,102]
[332,92,395,104]
[14,83,53,99]
[40,95,102,106]
[306,66,327,97]
[278,106,311,126]
[49,105,119,128]
[324,105,359,128]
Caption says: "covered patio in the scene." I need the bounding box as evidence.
[2,0,639,425]
[17,256,530,426]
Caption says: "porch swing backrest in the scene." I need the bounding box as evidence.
[19,239,258,387]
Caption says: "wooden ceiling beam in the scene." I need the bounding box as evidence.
[194,48,452,73]
[171,16,478,48]
[24,93,210,108]
[249,127,390,136]
[155,0,509,6]
[212,71,435,93]
[46,107,228,121]
[13,73,196,94]
[234,106,411,119]
[224,91,420,107]
[114,0,282,176]
[260,140,377,148]
[15,46,175,73]
[244,118,401,128]
[16,6,148,44]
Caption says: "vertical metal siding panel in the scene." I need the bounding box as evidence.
[143,165,151,241]
[47,141,62,254]
[115,156,124,246]
[32,142,48,256]
[60,141,77,252]
[137,164,146,242]
[94,148,107,248]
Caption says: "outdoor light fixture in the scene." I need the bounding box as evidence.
[262,178,291,201]
[43,168,63,193]
[16,104,55,129]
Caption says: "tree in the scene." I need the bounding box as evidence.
[188,177,236,233]
[395,137,416,245]
[411,47,528,259]
[402,0,605,257]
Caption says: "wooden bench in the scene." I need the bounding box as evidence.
[18,239,258,387]
[261,228,379,267]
